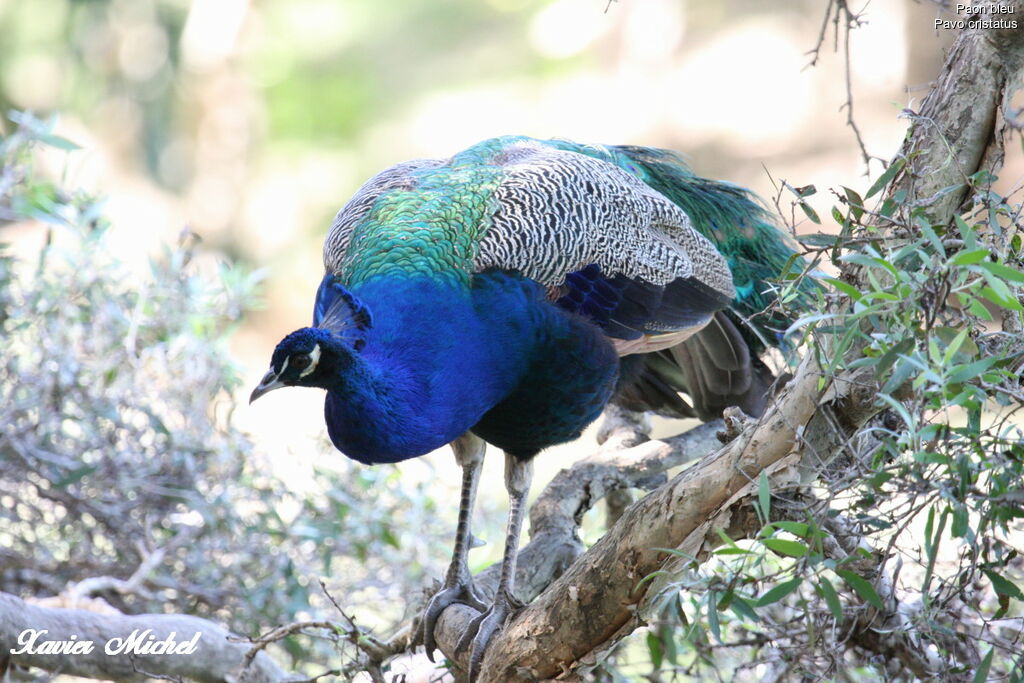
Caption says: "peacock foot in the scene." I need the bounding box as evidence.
[456,589,524,681]
[419,577,488,661]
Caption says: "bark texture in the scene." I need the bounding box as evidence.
[893,3,1024,223]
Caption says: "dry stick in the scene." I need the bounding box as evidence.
[837,3,876,171]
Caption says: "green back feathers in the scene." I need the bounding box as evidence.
[339,159,503,287]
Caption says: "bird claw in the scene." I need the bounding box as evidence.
[419,579,488,661]
[455,592,521,681]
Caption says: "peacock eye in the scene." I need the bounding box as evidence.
[291,354,311,371]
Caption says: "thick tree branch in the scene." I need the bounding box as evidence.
[0,592,300,683]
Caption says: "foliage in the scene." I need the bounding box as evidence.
[602,166,1024,681]
[0,113,447,663]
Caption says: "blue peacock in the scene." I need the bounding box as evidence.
[250,136,812,677]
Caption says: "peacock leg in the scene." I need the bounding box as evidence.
[420,432,488,660]
[457,451,533,681]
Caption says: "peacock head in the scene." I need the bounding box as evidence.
[249,327,356,403]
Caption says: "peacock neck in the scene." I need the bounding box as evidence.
[337,165,504,288]
[321,274,539,465]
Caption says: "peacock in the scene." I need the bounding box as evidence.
[249,136,812,678]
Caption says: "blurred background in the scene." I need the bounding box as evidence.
[0,0,984,476]
[3,0,1021,672]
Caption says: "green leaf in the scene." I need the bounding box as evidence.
[877,394,915,432]
[865,158,905,198]
[38,133,82,151]
[950,248,991,266]
[983,569,1024,601]
[769,521,811,537]
[979,271,1024,311]
[841,252,899,277]
[707,591,721,642]
[947,357,998,384]
[951,504,969,539]
[730,597,761,623]
[817,578,844,622]
[879,196,898,218]
[646,632,663,669]
[798,232,840,248]
[970,169,997,186]
[955,215,977,249]
[979,260,1024,283]
[836,570,885,609]
[756,577,802,607]
[785,312,838,336]
[714,547,752,555]
[821,277,862,301]
[661,624,678,665]
[876,338,915,379]
[923,507,948,601]
[963,295,995,321]
[973,647,994,683]
[716,528,743,549]
[761,538,809,557]
[934,326,979,358]
[918,218,946,256]
[941,327,970,366]
[758,471,771,522]
[842,186,865,220]
[800,201,821,224]
[882,356,921,396]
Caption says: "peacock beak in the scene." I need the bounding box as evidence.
[249,368,285,404]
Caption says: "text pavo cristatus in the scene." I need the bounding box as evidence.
[250,136,811,677]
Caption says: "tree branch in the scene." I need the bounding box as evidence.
[0,592,300,683]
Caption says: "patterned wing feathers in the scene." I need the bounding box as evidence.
[477,145,735,300]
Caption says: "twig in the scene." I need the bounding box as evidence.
[238,621,339,669]
[804,0,881,172]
